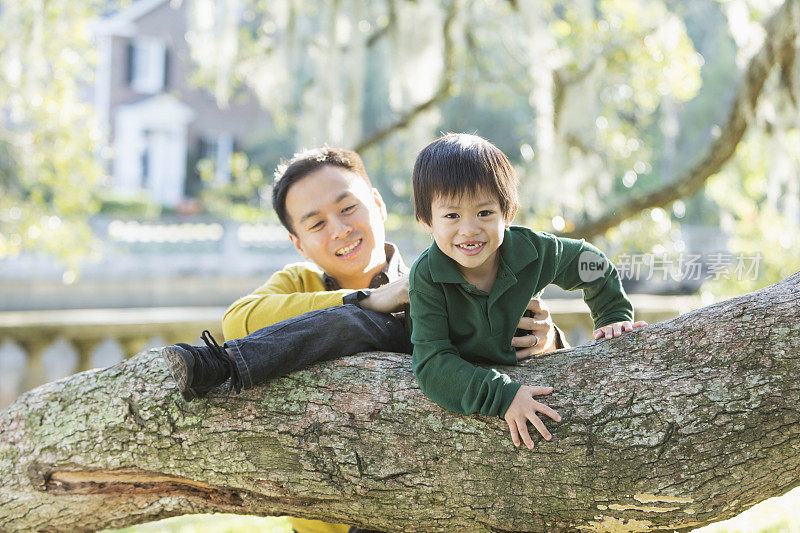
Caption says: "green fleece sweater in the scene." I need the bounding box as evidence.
[408,226,633,418]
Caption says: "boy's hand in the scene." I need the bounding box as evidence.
[504,385,561,449]
[359,275,409,314]
[593,320,648,340]
[512,298,557,357]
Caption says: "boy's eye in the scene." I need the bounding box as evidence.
[444,213,459,219]
[308,220,324,231]
[478,210,493,217]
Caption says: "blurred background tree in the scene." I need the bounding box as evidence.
[162,0,800,294]
[0,1,119,275]
[1,0,798,293]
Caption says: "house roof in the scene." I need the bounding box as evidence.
[92,0,171,37]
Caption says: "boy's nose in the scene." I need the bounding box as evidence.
[459,221,480,236]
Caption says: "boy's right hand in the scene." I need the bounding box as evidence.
[504,385,561,449]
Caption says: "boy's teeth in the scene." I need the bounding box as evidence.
[336,240,360,255]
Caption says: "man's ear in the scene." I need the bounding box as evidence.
[505,203,519,227]
[372,188,388,222]
[288,232,309,260]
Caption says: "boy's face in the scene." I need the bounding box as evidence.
[420,190,518,281]
[285,165,388,286]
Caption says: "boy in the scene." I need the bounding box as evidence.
[408,133,646,450]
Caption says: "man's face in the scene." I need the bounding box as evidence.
[285,165,388,287]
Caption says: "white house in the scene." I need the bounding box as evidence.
[91,0,267,206]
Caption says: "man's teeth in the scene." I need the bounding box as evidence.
[336,240,360,256]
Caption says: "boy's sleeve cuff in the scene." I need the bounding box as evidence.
[594,312,635,329]
[498,381,523,419]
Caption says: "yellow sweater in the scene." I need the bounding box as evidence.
[223,262,352,341]
[222,261,354,533]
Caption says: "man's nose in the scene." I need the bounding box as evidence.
[331,216,353,240]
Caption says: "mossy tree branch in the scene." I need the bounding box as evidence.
[1,273,799,532]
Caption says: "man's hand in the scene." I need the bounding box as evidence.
[512,298,558,358]
[504,385,561,449]
[357,275,409,314]
[593,320,648,340]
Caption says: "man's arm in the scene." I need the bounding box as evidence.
[222,264,351,341]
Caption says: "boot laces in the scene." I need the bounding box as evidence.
[200,330,242,401]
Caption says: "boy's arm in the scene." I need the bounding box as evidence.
[409,285,522,418]
[550,237,634,329]
[222,265,351,341]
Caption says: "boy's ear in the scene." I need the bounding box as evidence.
[420,220,434,235]
[372,188,388,222]
[288,233,310,260]
[505,203,519,227]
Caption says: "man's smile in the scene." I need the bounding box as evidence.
[335,238,363,257]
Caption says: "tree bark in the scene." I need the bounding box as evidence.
[563,0,799,240]
[1,272,799,532]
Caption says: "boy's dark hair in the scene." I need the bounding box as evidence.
[412,133,519,225]
[272,147,371,234]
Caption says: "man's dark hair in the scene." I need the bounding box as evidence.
[412,133,519,225]
[272,147,371,234]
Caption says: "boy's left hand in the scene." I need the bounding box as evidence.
[593,320,648,340]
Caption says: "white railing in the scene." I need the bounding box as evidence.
[0,307,225,408]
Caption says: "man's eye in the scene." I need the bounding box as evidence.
[342,204,357,214]
[309,221,324,231]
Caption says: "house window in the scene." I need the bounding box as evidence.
[199,133,234,185]
[128,37,167,94]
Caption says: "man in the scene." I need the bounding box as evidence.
[162,147,566,533]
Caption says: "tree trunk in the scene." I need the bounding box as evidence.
[1,273,799,532]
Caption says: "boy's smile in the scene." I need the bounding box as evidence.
[421,191,517,289]
[455,241,487,255]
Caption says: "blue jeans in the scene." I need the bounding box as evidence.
[225,305,411,390]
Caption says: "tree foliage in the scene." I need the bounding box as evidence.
[190,0,798,289]
[1,0,797,291]
[0,0,112,274]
